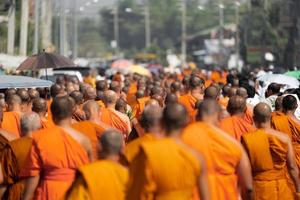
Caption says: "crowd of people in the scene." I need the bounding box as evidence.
[0,68,299,200]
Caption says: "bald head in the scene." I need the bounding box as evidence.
[236,87,248,99]
[84,87,97,101]
[99,130,124,157]
[145,99,160,107]
[115,98,127,114]
[151,94,164,107]
[110,81,121,94]
[96,80,108,91]
[6,94,21,111]
[222,85,230,97]
[196,99,221,125]
[32,98,47,116]
[103,90,118,106]
[69,90,84,105]
[227,96,247,115]
[136,90,145,99]
[282,95,298,112]
[162,103,188,134]
[253,103,272,125]
[50,84,63,98]
[204,86,219,100]
[5,88,16,101]
[275,96,283,111]
[28,89,40,100]
[170,81,181,93]
[20,112,41,136]
[51,96,74,124]
[140,104,162,131]
[228,87,237,98]
[83,100,100,120]
[165,93,178,105]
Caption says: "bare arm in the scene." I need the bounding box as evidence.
[22,175,40,200]
[197,157,210,200]
[286,139,300,192]
[237,147,253,200]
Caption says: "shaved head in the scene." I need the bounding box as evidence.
[69,90,84,105]
[136,90,145,99]
[51,96,74,124]
[32,98,47,115]
[96,80,108,91]
[151,94,164,107]
[145,99,160,107]
[28,89,40,100]
[140,104,162,131]
[99,130,124,157]
[110,81,121,93]
[165,93,178,105]
[275,96,283,111]
[189,75,205,89]
[228,87,237,97]
[282,95,298,112]
[83,100,100,120]
[103,90,118,105]
[253,103,272,124]
[115,98,127,113]
[162,103,188,134]
[20,112,41,136]
[204,86,219,100]
[6,94,21,111]
[50,84,63,98]
[196,99,221,124]
[236,87,248,99]
[227,96,247,115]
[84,87,97,101]
[170,81,181,93]
[222,85,230,97]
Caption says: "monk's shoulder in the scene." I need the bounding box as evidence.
[265,128,290,144]
[32,126,59,141]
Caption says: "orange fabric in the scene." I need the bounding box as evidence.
[1,137,32,200]
[127,82,138,108]
[65,160,128,200]
[242,129,293,200]
[124,133,157,164]
[83,76,96,88]
[132,96,150,119]
[211,71,221,83]
[72,121,104,159]
[244,107,254,125]
[220,115,256,141]
[182,122,241,200]
[219,97,229,108]
[46,99,52,121]
[40,118,55,129]
[2,111,21,138]
[20,126,89,200]
[100,108,130,138]
[179,94,198,123]
[271,113,300,168]
[127,138,201,200]
[72,109,85,122]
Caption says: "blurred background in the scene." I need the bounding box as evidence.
[0,0,300,72]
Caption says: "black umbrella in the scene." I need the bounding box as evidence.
[17,50,74,71]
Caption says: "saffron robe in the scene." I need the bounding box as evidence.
[19,126,89,200]
[242,129,294,200]
[182,122,242,200]
[179,93,198,123]
[2,111,21,137]
[65,160,128,200]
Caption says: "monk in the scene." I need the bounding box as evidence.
[179,75,205,123]
[65,130,128,200]
[204,86,219,100]
[124,104,163,164]
[0,112,41,200]
[83,86,97,102]
[219,84,230,108]
[16,89,31,112]
[170,81,182,98]
[28,89,40,101]
[127,103,210,200]
[72,100,110,159]
[2,94,22,137]
[20,96,93,200]
[69,90,86,122]
[242,103,300,199]
[271,95,300,168]
[165,93,178,105]
[32,98,55,128]
[182,100,253,200]
[220,96,256,141]
[100,90,131,139]
[132,93,150,120]
[47,84,65,121]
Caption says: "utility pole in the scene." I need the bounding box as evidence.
[181,0,187,66]
[33,0,39,54]
[113,0,119,55]
[41,0,53,50]
[72,0,78,59]
[7,0,15,55]
[235,1,240,69]
[20,0,29,56]
[144,0,151,49]
[218,1,224,67]
[59,0,67,56]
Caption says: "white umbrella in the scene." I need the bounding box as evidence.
[257,74,299,89]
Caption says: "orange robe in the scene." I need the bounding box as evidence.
[126,138,201,200]
[182,122,242,200]
[97,100,105,109]
[2,111,21,137]
[132,96,150,120]
[40,118,55,129]
[220,115,256,141]
[72,121,105,159]
[271,112,300,168]
[19,126,89,200]
[72,109,86,122]
[1,137,32,200]
[65,160,128,200]
[179,93,198,123]
[101,108,131,138]
[219,97,229,108]
[242,129,294,200]
[127,82,138,108]
[46,99,53,121]
[124,133,157,164]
